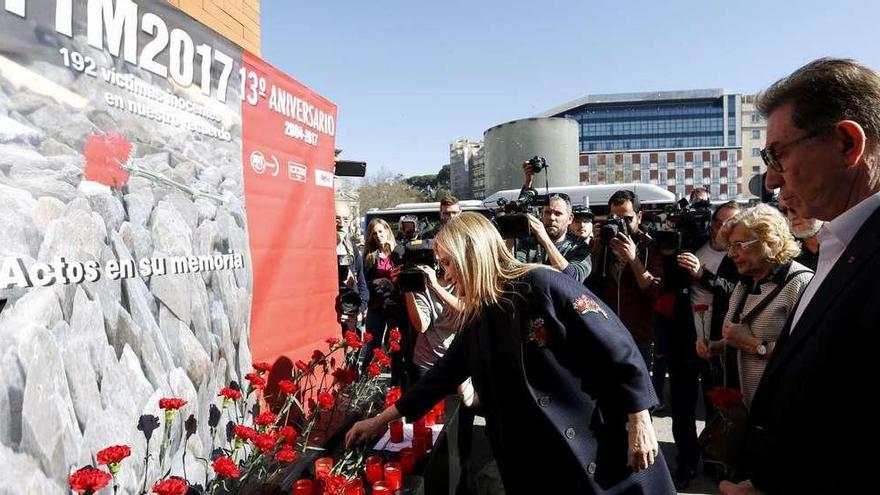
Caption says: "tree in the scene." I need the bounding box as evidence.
[357,167,427,212]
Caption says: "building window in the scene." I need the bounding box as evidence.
[751,129,761,139]
[752,147,761,157]
[752,165,761,173]
[751,114,761,123]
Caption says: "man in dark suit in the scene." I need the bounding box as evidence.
[720,58,880,494]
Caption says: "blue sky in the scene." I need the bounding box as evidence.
[262,0,880,178]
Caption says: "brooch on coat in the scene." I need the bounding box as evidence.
[573,294,608,319]
[528,318,550,347]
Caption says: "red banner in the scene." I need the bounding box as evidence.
[241,51,338,365]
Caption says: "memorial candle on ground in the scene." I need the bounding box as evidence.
[292,479,314,495]
[365,455,383,484]
[399,447,416,474]
[372,481,392,495]
[384,461,403,490]
[314,457,333,478]
[389,419,404,443]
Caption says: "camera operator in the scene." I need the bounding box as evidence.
[423,195,462,239]
[588,190,661,365]
[690,186,710,205]
[397,214,421,243]
[514,161,592,283]
[336,202,369,333]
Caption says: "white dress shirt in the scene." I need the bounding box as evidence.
[790,191,880,332]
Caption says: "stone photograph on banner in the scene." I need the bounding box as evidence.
[0,1,251,492]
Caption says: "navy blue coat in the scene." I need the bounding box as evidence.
[396,267,674,494]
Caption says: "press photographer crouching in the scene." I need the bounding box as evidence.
[511,158,592,283]
[335,202,369,334]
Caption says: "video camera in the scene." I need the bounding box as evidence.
[393,239,439,293]
[644,198,712,252]
[336,256,362,318]
[492,156,552,239]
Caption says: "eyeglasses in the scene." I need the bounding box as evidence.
[726,239,759,255]
[760,128,827,173]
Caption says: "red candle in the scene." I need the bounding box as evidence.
[389,419,404,443]
[292,479,314,495]
[384,461,403,490]
[372,481,392,495]
[314,457,333,478]
[412,435,429,459]
[399,447,416,474]
[343,478,364,495]
[365,455,383,484]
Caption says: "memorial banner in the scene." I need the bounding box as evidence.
[0,1,337,491]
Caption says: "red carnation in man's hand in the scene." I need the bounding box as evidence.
[82,132,132,188]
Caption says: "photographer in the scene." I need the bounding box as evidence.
[514,161,592,283]
[588,190,661,365]
[336,202,369,333]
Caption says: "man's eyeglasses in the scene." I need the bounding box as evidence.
[760,128,828,173]
[726,239,759,255]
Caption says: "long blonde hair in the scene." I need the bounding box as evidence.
[434,212,545,330]
[364,218,395,267]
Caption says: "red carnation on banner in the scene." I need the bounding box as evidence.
[317,391,335,410]
[295,360,310,373]
[278,380,298,395]
[68,467,112,494]
[252,433,277,452]
[96,445,131,474]
[253,361,273,374]
[234,425,256,442]
[279,425,298,445]
[326,337,341,346]
[245,372,266,390]
[82,132,132,189]
[152,476,188,495]
[212,456,240,478]
[158,398,187,411]
[705,387,744,411]
[254,411,276,427]
[275,445,298,463]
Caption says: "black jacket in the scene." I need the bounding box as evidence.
[396,267,674,494]
[742,206,880,494]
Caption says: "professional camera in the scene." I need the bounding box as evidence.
[336,258,362,318]
[493,187,552,239]
[393,239,438,293]
[526,155,547,173]
[599,214,631,246]
[664,199,712,251]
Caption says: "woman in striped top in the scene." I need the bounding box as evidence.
[718,204,813,409]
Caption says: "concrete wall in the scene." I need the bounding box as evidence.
[169,0,261,55]
[483,118,579,196]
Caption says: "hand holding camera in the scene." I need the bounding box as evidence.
[610,232,638,263]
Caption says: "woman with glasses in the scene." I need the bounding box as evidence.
[716,205,813,408]
[346,213,674,493]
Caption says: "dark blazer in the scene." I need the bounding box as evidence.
[396,267,674,494]
[742,206,880,494]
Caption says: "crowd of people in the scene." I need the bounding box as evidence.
[334,57,879,494]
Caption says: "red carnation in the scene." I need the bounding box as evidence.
[152,476,188,495]
[390,341,401,352]
[311,349,325,362]
[275,445,298,463]
[389,328,402,341]
[363,333,374,343]
[344,331,363,349]
[158,398,187,410]
[82,132,132,189]
[245,372,266,390]
[317,391,335,410]
[252,433,277,452]
[693,304,711,312]
[253,361,272,374]
[278,380,298,395]
[332,368,358,385]
[234,424,256,441]
[326,337,341,346]
[295,360,310,373]
[96,445,131,474]
[706,387,744,411]
[218,387,242,401]
[255,411,276,427]
[68,467,111,494]
[280,425,298,445]
[385,386,402,408]
[212,456,240,478]
[368,363,381,377]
